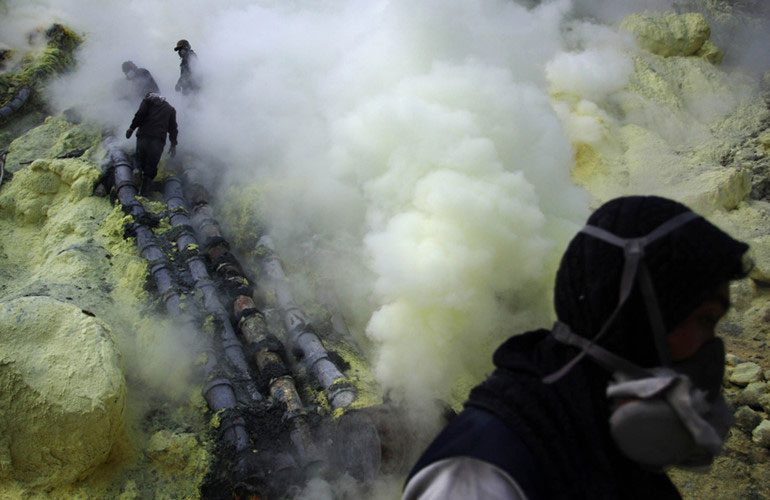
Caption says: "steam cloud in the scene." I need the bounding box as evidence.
[9,0,754,418]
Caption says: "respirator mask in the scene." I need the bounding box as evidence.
[543,211,734,469]
[125,69,136,79]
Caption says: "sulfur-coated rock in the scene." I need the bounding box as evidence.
[752,419,770,448]
[729,362,764,387]
[4,115,100,173]
[695,39,723,64]
[735,405,763,433]
[620,12,711,58]
[0,296,126,488]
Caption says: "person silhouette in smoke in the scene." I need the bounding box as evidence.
[121,60,159,102]
[125,92,178,195]
[173,39,200,95]
[403,195,749,500]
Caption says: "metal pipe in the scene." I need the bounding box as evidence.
[164,176,263,404]
[0,87,31,120]
[106,142,260,491]
[108,142,180,316]
[256,235,356,410]
[179,179,353,407]
[234,296,322,468]
[181,179,327,467]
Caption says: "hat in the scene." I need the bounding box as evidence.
[174,39,191,51]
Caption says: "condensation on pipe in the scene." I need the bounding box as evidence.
[256,235,356,410]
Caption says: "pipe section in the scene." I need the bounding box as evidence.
[256,235,356,410]
[164,176,263,404]
[106,143,260,493]
[108,141,180,316]
[182,179,354,408]
[181,179,323,468]
[0,87,31,120]
[234,296,322,468]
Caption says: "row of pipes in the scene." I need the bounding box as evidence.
[105,141,392,497]
[0,87,31,121]
[106,140,264,495]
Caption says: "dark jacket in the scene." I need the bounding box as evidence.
[176,50,200,94]
[467,329,680,500]
[130,94,178,145]
[130,67,160,98]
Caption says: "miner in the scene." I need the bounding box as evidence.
[121,60,159,102]
[173,39,200,95]
[125,92,178,194]
[404,195,748,500]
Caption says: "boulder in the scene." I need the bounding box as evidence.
[0,296,125,488]
[748,234,770,283]
[752,419,770,448]
[621,12,711,58]
[4,115,100,173]
[734,405,763,433]
[759,392,770,413]
[725,352,742,366]
[735,381,769,408]
[729,362,764,387]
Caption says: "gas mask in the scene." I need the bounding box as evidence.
[125,69,136,79]
[544,211,734,469]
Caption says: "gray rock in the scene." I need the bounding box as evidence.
[759,392,770,413]
[729,362,764,387]
[735,381,769,408]
[735,405,763,433]
[751,419,770,448]
[726,353,742,366]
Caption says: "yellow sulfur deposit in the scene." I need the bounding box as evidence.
[0,115,212,497]
[620,12,713,59]
[0,296,126,488]
[4,115,101,173]
[146,430,209,480]
[561,11,768,214]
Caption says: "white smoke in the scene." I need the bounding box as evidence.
[3,0,664,416]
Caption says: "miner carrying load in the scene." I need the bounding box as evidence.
[125,92,177,194]
[404,195,749,500]
[173,39,200,95]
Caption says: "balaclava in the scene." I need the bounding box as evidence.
[554,195,748,367]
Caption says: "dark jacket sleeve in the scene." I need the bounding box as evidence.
[130,98,149,130]
[168,108,178,146]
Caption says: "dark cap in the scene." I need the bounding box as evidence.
[174,39,191,51]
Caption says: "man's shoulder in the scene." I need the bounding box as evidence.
[407,408,545,499]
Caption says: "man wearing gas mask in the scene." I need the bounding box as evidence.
[403,195,749,500]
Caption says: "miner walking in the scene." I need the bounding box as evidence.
[125,92,177,194]
[121,60,159,102]
[173,39,199,95]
